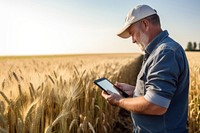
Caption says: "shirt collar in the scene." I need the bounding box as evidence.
[145,30,169,55]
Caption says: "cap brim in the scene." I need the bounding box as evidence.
[117,23,132,39]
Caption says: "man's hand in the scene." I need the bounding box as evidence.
[114,82,135,97]
[101,90,123,106]
[101,82,135,106]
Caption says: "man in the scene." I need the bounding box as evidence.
[101,5,189,133]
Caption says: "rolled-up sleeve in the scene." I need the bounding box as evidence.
[144,48,181,108]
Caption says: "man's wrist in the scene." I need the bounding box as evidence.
[118,98,125,107]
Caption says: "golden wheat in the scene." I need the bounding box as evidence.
[0,53,199,133]
[186,52,200,133]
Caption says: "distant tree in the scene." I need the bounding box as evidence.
[193,42,197,50]
[199,42,200,50]
[185,42,193,51]
[185,41,200,51]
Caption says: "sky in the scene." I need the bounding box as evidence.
[0,0,200,56]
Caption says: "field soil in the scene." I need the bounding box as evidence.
[113,109,133,133]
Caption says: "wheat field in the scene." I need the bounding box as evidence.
[0,52,199,133]
[186,52,200,133]
[0,53,142,133]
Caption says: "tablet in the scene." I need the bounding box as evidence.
[94,77,129,98]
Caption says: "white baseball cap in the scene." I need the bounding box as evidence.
[117,5,157,38]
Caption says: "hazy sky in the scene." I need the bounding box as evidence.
[0,0,200,55]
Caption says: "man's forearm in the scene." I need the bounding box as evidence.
[118,96,167,115]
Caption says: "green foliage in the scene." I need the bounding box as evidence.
[185,42,200,51]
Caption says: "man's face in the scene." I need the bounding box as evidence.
[129,21,148,51]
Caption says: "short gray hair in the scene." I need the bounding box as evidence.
[146,14,161,26]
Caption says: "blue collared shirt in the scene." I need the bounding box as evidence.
[132,30,189,133]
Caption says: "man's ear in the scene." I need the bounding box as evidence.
[141,19,149,30]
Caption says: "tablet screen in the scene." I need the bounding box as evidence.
[95,79,120,95]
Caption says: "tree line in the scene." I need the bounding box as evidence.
[185,42,200,51]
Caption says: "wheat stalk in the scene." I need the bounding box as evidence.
[45,112,71,133]
[88,122,95,133]
[48,75,55,84]
[13,72,20,83]
[18,84,23,97]
[0,91,11,106]
[29,83,36,99]
[1,79,5,90]
[69,118,78,132]
[53,71,57,79]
